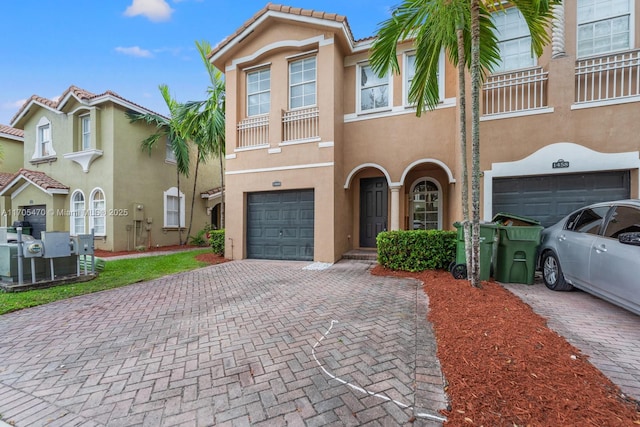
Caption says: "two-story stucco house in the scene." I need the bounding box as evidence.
[211,3,640,263]
[0,86,222,251]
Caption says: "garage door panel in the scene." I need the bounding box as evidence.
[493,171,630,227]
[247,190,314,261]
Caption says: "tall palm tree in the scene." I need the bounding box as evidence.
[371,0,558,287]
[127,85,191,245]
[177,40,226,229]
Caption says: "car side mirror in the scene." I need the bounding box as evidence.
[618,232,640,246]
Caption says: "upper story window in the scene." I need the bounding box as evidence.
[247,68,270,116]
[34,116,55,159]
[404,51,445,106]
[81,115,91,150]
[166,138,176,163]
[289,56,316,109]
[70,190,85,236]
[492,7,535,72]
[358,63,391,113]
[577,0,631,57]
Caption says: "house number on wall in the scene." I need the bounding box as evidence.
[552,159,570,169]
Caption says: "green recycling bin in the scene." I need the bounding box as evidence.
[493,213,543,285]
[451,222,497,281]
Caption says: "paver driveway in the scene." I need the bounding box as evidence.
[0,260,447,426]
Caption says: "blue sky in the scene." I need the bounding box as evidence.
[0,0,395,126]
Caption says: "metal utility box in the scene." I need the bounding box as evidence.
[41,232,72,258]
[76,234,94,255]
[22,241,44,258]
[0,228,7,243]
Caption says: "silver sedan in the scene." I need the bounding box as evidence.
[537,199,640,316]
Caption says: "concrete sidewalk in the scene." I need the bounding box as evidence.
[0,260,447,426]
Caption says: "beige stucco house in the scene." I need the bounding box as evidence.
[0,125,25,226]
[0,86,222,251]
[211,3,640,263]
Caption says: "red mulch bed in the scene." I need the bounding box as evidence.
[94,245,229,266]
[371,266,640,426]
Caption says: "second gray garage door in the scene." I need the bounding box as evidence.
[247,189,314,261]
[493,171,630,227]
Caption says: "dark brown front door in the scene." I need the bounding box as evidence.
[359,177,388,247]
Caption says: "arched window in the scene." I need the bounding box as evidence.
[410,178,442,230]
[89,188,106,236]
[70,190,85,236]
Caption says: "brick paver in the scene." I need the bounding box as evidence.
[503,276,640,401]
[0,260,448,426]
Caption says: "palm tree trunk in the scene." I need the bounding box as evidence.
[470,0,482,288]
[186,148,201,242]
[457,24,472,279]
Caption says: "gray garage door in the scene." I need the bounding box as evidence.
[247,189,314,261]
[493,171,630,227]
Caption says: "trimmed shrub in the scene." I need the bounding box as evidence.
[208,229,225,255]
[377,229,456,272]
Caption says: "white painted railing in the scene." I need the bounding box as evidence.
[237,115,269,148]
[575,49,640,104]
[282,107,319,142]
[482,66,549,115]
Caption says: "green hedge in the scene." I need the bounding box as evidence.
[208,230,225,255]
[376,230,456,272]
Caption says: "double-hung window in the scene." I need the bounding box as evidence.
[89,189,106,236]
[289,57,316,109]
[38,123,51,157]
[247,68,270,116]
[404,51,444,106]
[81,115,91,150]
[358,63,391,113]
[70,191,85,236]
[164,187,185,228]
[577,0,631,57]
[165,138,176,163]
[492,7,535,72]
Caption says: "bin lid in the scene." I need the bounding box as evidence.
[492,212,540,226]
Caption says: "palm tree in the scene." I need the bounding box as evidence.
[177,40,226,229]
[127,85,191,245]
[371,0,558,287]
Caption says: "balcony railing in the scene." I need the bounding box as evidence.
[482,66,549,116]
[282,107,319,142]
[237,115,269,148]
[575,49,640,104]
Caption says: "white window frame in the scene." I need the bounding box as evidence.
[357,62,393,114]
[289,56,317,110]
[70,190,85,236]
[409,177,442,230]
[577,0,633,58]
[403,49,446,107]
[81,115,91,150]
[89,188,106,236]
[492,7,536,72]
[163,187,185,228]
[165,137,176,163]
[246,68,271,117]
[34,116,55,159]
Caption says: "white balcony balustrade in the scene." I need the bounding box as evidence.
[282,107,319,143]
[483,66,549,116]
[575,49,640,104]
[237,115,269,148]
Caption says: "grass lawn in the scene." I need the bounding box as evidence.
[0,249,212,316]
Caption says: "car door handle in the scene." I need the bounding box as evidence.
[594,244,607,253]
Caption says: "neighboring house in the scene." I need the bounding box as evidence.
[210,2,640,263]
[0,86,222,251]
[0,125,24,227]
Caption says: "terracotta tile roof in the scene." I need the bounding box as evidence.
[0,124,24,138]
[201,186,224,197]
[8,168,69,191]
[10,85,167,125]
[0,173,13,187]
[209,3,354,60]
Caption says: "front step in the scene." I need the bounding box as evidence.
[342,249,377,261]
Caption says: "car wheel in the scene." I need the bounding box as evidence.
[542,252,572,291]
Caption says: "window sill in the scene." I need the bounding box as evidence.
[162,227,186,231]
[30,155,58,165]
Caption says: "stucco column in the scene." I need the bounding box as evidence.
[390,185,401,231]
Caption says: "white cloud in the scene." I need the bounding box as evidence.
[115,46,154,58]
[2,99,27,110]
[124,0,174,22]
